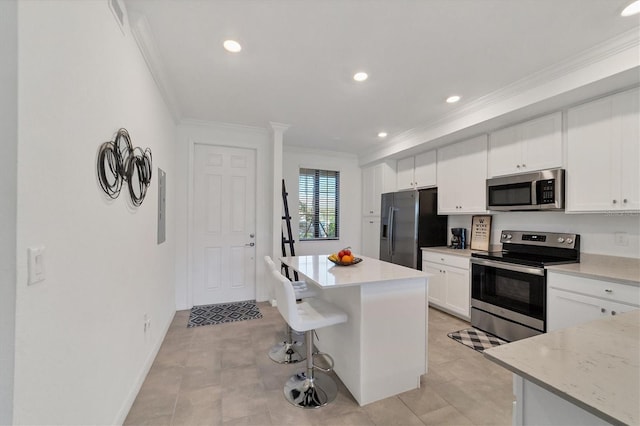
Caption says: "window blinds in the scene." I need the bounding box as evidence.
[298,168,340,240]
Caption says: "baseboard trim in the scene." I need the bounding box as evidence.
[113,310,175,425]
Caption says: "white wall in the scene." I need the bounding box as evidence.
[174,121,273,309]
[283,146,362,256]
[448,212,640,258]
[0,0,17,423]
[15,1,176,424]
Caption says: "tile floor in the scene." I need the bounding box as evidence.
[125,305,513,425]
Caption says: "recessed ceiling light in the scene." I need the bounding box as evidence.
[446,95,461,103]
[378,132,388,138]
[223,39,242,53]
[353,72,368,82]
[621,0,640,16]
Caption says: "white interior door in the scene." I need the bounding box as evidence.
[193,144,256,305]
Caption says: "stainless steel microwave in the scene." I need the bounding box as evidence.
[486,168,564,211]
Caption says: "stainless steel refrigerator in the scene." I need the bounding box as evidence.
[379,188,448,269]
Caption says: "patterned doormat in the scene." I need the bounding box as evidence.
[447,328,507,352]
[187,300,263,328]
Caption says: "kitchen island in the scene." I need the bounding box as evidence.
[484,309,639,425]
[280,254,429,406]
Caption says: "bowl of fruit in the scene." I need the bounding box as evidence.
[328,248,362,266]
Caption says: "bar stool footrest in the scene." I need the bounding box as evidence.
[312,351,335,372]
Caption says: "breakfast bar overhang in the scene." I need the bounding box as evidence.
[280,254,430,406]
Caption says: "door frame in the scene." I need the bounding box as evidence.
[186,132,269,308]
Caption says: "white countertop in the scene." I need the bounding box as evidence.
[421,246,491,258]
[280,255,428,288]
[424,247,640,285]
[547,253,640,285]
[484,310,640,426]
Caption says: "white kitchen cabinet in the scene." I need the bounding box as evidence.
[396,150,436,191]
[422,251,470,320]
[547,271,640,331]
[488,112,562,177]
[437,134,488,214]
[513,375,612,426]
[422,262,446,307]
[361,161,395,216]
[567,88,640,213]
[361,217,380,259]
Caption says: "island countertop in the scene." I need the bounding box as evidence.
[280,255,428,288]
[483,309,640,426]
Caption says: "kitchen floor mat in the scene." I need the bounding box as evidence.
[187,300,262,327]
[447,328,507,352]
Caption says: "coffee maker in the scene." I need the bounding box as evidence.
[450,228,466,249]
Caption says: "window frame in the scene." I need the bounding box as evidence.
[298,168,340,241]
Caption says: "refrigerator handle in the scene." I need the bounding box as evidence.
[388,206,395,256]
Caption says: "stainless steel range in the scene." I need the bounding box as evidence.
[470,230,580,342]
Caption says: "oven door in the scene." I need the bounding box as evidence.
[470,258,546,332]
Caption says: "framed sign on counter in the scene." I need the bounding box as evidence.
[471,215,492,251]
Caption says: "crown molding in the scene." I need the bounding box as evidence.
[284,144,359,160]
[128,12,181,123]
[179,118,270,135]
[360,27,640,165]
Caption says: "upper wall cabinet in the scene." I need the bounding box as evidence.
[362,161,395,216]
[396,150,436,191]
[437,135,488,214]
[488,112,562,178]
[566,88,639,213]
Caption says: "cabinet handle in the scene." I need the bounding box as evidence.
[605,289,613,293]
[613,199,617,204]
[611,311,617,316]
[522,164,526,168]
[601,307,606,313]
[516,164,521,168]
[369,221,374,224]
[623,199,628,204]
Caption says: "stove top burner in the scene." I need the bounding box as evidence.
[471,230,580,267]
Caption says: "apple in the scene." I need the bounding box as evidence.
[338,250,346,259]
[344,249,352,256]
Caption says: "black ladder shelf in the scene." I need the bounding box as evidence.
[281,179,299,281]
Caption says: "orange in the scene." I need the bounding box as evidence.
[341,255,353,263]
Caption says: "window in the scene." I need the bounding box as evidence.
[298,168,340,240]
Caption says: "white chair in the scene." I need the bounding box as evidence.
[271,268,348,408]
[264,256,316,363]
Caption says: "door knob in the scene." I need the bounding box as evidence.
[249,233,255,238]
[245,242,255,247]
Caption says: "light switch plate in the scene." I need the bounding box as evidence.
[28,246,45,285]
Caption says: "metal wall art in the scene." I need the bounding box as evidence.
[97,128,152,206]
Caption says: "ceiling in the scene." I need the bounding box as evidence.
[123,0,639,155]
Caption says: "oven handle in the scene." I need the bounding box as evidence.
[470,258,545,277]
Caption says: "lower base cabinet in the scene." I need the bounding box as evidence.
[513,375,610,425]
[547,271,640,331]
[361,217,380,259]
[422,251,470,320]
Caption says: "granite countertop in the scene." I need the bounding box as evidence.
[484,310,640,426]
[547,253,640,285]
